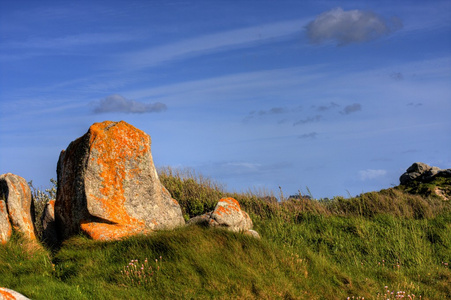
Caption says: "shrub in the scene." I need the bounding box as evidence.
[28,179,57,240]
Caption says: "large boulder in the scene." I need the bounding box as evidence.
[55,121,185,241]
[188,198,259,237]
[0,287,30,300]
[0,173,36,243]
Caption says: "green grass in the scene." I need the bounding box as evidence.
[1,167,450,299]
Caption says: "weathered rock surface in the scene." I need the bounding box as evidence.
[211,198,253,231]
[55,121,185,241]
[41,200,58,246]
[0,287,30,300]
[0,173,36,242]
[400,162,451,185]
[0,200,12,244]
[188,198,259,237]
[244,229,261,239]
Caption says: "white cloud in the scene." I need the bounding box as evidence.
[359,169,387,180]
[305,7,402,45]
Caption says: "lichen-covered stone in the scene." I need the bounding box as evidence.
[55,121,185,241]
[0,200,12,244]
[0,287,30,300]
[211,198,253,232]
[0,173,36,241]
[188,198,256,236]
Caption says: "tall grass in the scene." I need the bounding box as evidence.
[158,166,450,221]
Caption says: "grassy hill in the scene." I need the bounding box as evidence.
[1,168,450,299]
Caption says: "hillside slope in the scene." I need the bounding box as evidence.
[0,169,450,299]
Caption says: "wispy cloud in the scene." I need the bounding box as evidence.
[359,169,387,180]
[298,132,318,139]
[92,94,167,114]
[243,106,294,123]
[293,115,322,126]
[2,33,135,50]
[390,72,404,81]
[119,19,306,69]
[407,102,423,107]
[305,7,402,45]
[314,102,340,112]
[341,103,362,115]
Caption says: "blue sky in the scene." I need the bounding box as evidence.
[1,0,450,199]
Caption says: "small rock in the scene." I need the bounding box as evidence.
[188,198,259,237]
[186,212,214,227]
[211,198,253,232]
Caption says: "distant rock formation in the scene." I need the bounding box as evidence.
[55,121,185,241]
[399,162,451,185]
[188,198,260,238]
[0,287,30,300]
[0,173,37,244]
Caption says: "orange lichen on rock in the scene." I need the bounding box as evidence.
[80,221,151,241]
[187,198,257,236]
[87,121,150,224]
[213,198,241,216]
[0,173,37,242]
[0,287,30,300]
[55,121,185,242]
[221,197,241,208]
[0,288,15,300]
[209,198,253,232]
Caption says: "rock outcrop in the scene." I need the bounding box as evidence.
[41,200,58,246]
[0,173,36,244]
[188,198,259,238]
[55,121,185,241]
[400,162,451,185]
[0,287,30,300]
